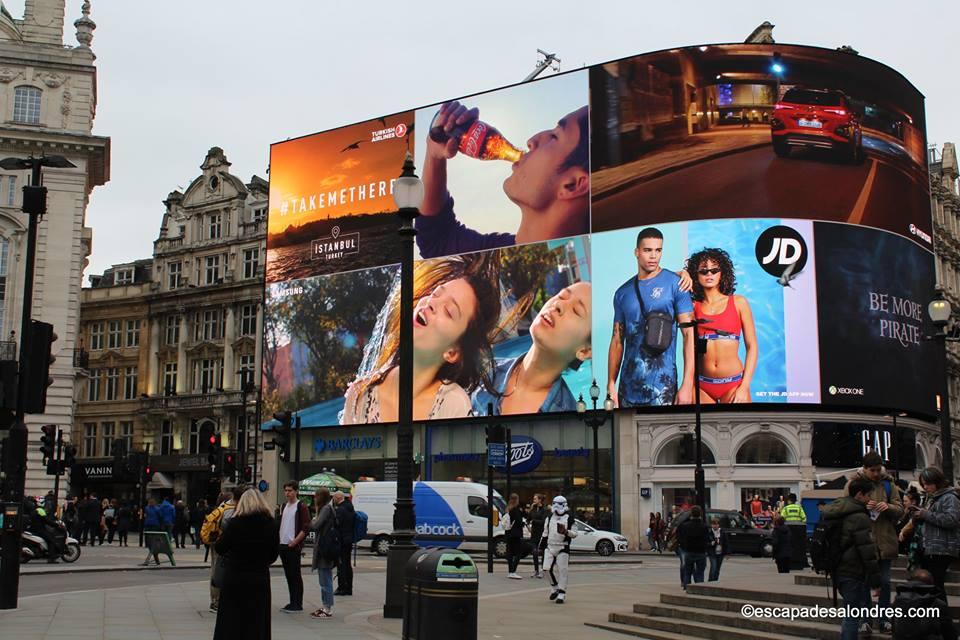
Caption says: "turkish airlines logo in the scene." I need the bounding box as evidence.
[394,123,408,138]
[755,225,808,278]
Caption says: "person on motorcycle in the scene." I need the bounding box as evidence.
[24,496,63,562]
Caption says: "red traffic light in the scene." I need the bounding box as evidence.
[209,435,217,445]
[144,466,152,476]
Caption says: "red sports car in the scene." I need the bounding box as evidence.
[770,88,863,163]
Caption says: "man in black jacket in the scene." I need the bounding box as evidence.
[79,493,101,546]
[677,505,710,589]
[334,491,356,596]
[821,477,882,640]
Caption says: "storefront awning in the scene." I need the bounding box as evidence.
[147,472,174,490]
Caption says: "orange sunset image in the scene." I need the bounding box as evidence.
[267,111,415,281]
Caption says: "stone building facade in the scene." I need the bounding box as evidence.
[73,147,265,504]
[0,0,110,499]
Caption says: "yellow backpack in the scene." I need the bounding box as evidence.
[200,502,234,545]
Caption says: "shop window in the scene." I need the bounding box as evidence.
[735,434,795,464]
[656,434,716,465]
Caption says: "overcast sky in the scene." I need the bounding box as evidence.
[8,1,957,276]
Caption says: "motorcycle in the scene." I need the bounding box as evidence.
[21,519,81,563]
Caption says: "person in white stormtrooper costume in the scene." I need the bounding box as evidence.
[539,495,577,604]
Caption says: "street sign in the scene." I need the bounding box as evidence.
[487,443,506,468]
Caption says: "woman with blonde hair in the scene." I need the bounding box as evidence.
[213,489,279,640]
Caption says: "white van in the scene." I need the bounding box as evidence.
[352,481,509,558]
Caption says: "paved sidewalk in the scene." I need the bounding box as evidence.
[1,553,754,639]
[21,544,648,575]
[592,128,771,197]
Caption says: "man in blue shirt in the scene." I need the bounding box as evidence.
[416,101,590,259]
[607,228,695,407]
[159,497,176,537]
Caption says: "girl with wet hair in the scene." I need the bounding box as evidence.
[341,252,501,423]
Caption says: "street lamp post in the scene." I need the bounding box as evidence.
[383,153,424,619]
[928,289,956,482]
[576,380,614,526]
[679,318,712,510]
[0,154,75,610]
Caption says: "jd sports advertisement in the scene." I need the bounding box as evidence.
[265,42,935,426]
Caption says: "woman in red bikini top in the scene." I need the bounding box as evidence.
[684,248,758,404]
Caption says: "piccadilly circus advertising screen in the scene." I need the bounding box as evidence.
[264,43,937,427]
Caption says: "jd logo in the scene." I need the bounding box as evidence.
[755,225,808,278]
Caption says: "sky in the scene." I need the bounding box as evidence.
[6,0,957,277]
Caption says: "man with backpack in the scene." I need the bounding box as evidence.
[278,481,311,613]
[200,488,240,613]
[845,450,903,634]
[818,477,882,640]
[333,491,356,596]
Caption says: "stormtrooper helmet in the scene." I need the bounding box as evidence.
[552,495,569,515]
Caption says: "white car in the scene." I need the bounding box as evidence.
[568,519,629,556]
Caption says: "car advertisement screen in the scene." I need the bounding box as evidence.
[265,43,936,426]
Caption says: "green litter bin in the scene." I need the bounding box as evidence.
[403,547,478,640]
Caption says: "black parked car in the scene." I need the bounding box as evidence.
[666,508,773,557]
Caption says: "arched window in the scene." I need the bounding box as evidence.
[13,86,41,124]
[656,434,716,465]
[736,434,795,464]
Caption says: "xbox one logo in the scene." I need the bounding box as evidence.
[828,386,838,395]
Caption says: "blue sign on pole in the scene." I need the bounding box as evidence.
[487,443,506,468]
[258,480,269,493]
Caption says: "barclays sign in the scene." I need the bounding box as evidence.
[492,435,543,475]
[314,435,383,455]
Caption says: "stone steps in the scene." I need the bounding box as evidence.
[629,602,841,640]
[684,582,960,620]
[795,573,960,596]
[891,567,960,582]
[601,610,830,640]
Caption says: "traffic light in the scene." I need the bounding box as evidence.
[485,424,506,444]
[142,454,153,485]
[39,424,56,463]
[63,444,77,475]
[207,433,221,470]
[242,465,253,483]
[222,451,236,480]
[111,438,125,479]
[40,425,58,475]
[273,411,291,462]
[23,320,56,414]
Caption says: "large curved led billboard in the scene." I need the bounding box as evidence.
[265,43,936,425]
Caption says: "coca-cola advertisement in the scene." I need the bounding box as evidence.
[266,111,414,282]
[412,69,589,261]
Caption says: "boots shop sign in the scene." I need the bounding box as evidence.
[491,436,543,475]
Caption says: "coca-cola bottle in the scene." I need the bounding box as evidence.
[429,111,524,162]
